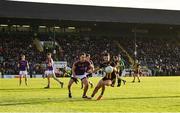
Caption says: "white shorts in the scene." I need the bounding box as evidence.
[73,74,87,80]
[19,71,28,77]
[45,70,55,75]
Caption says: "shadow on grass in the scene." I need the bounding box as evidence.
[0,88,64,92]
[102,95,180,101]
[0,95,180,106]
[0,98,91,106]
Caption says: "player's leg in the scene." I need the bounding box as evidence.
[91,79,103,98]
[117,70,121,86]
[24,75,28,86]
[117,78,121,86]
[44,75,51,88]
[44,70,50,88]
[117,73,126,87]
[52,73,64,88]
[103,80,112,86]
[24,71,28,86]
[111,78,116,87]
[19,71,22,86]
[81,80,93,89]
[137,71,141,82]
[81,81,83,89]
[89,80,93,88]
[81,77,90,98]
[68,78,74,98]
[19,75,22,86]
[121,73,126,84]
[132,72,136,82]
[97,84,105,100]
[118,78,126,86]
[96,80,111,100]
[86,73,93,88]
[118,70,126,86]
[121,78,126,85]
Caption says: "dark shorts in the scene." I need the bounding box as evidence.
[119,70,122,76]
[134,69,140,74]
[102,74,116,81]
[86,73,92,78]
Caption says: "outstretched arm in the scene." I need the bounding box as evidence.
[92,67,101,73]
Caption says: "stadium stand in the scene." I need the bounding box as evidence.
[0,32,180,76]
[0,34,46,76]
[119,36,180,76]
[0,1,180,77]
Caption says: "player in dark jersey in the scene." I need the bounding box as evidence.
[91,52,118,100]
[44,53,64,88]
[132,60,141,82]
[68,53,93,99]
[81,54,94,89]
[17,55,29,86]
[112,55,126,87]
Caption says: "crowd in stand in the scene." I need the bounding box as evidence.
[119,36,180,76]
[56,35,121,66]
[0,35,46,76]
[56,35,180,76]
[0,34,180,76]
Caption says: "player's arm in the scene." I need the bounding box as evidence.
[101,84,105,96]
[112,62,118,73]
[123,62,126,69]
[91,62,95,70]
[87,64,94,73]
[92,67,101,73]
[27,61,30,70]
[72,63,76,78]
[113,67,119,76]
[48,59,53,67]
[121,61,125,69]
[17,61,20,68]
[72,63,79,83]
[91,64,95,71]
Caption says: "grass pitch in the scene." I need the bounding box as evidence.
[0,77,180,112]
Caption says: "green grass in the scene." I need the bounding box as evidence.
[0,77,180,112]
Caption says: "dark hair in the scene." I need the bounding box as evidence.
[47,53,51,56]
[86,54,90,57]
[114,56,118,59]
[103,52,110,56]
[79,52,86,57]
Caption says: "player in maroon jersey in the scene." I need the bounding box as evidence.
[68,53,93,99]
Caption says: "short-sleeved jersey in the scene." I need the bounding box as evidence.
[19,60,28,71]
[46,58,54,70]
[74,60,91,75]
